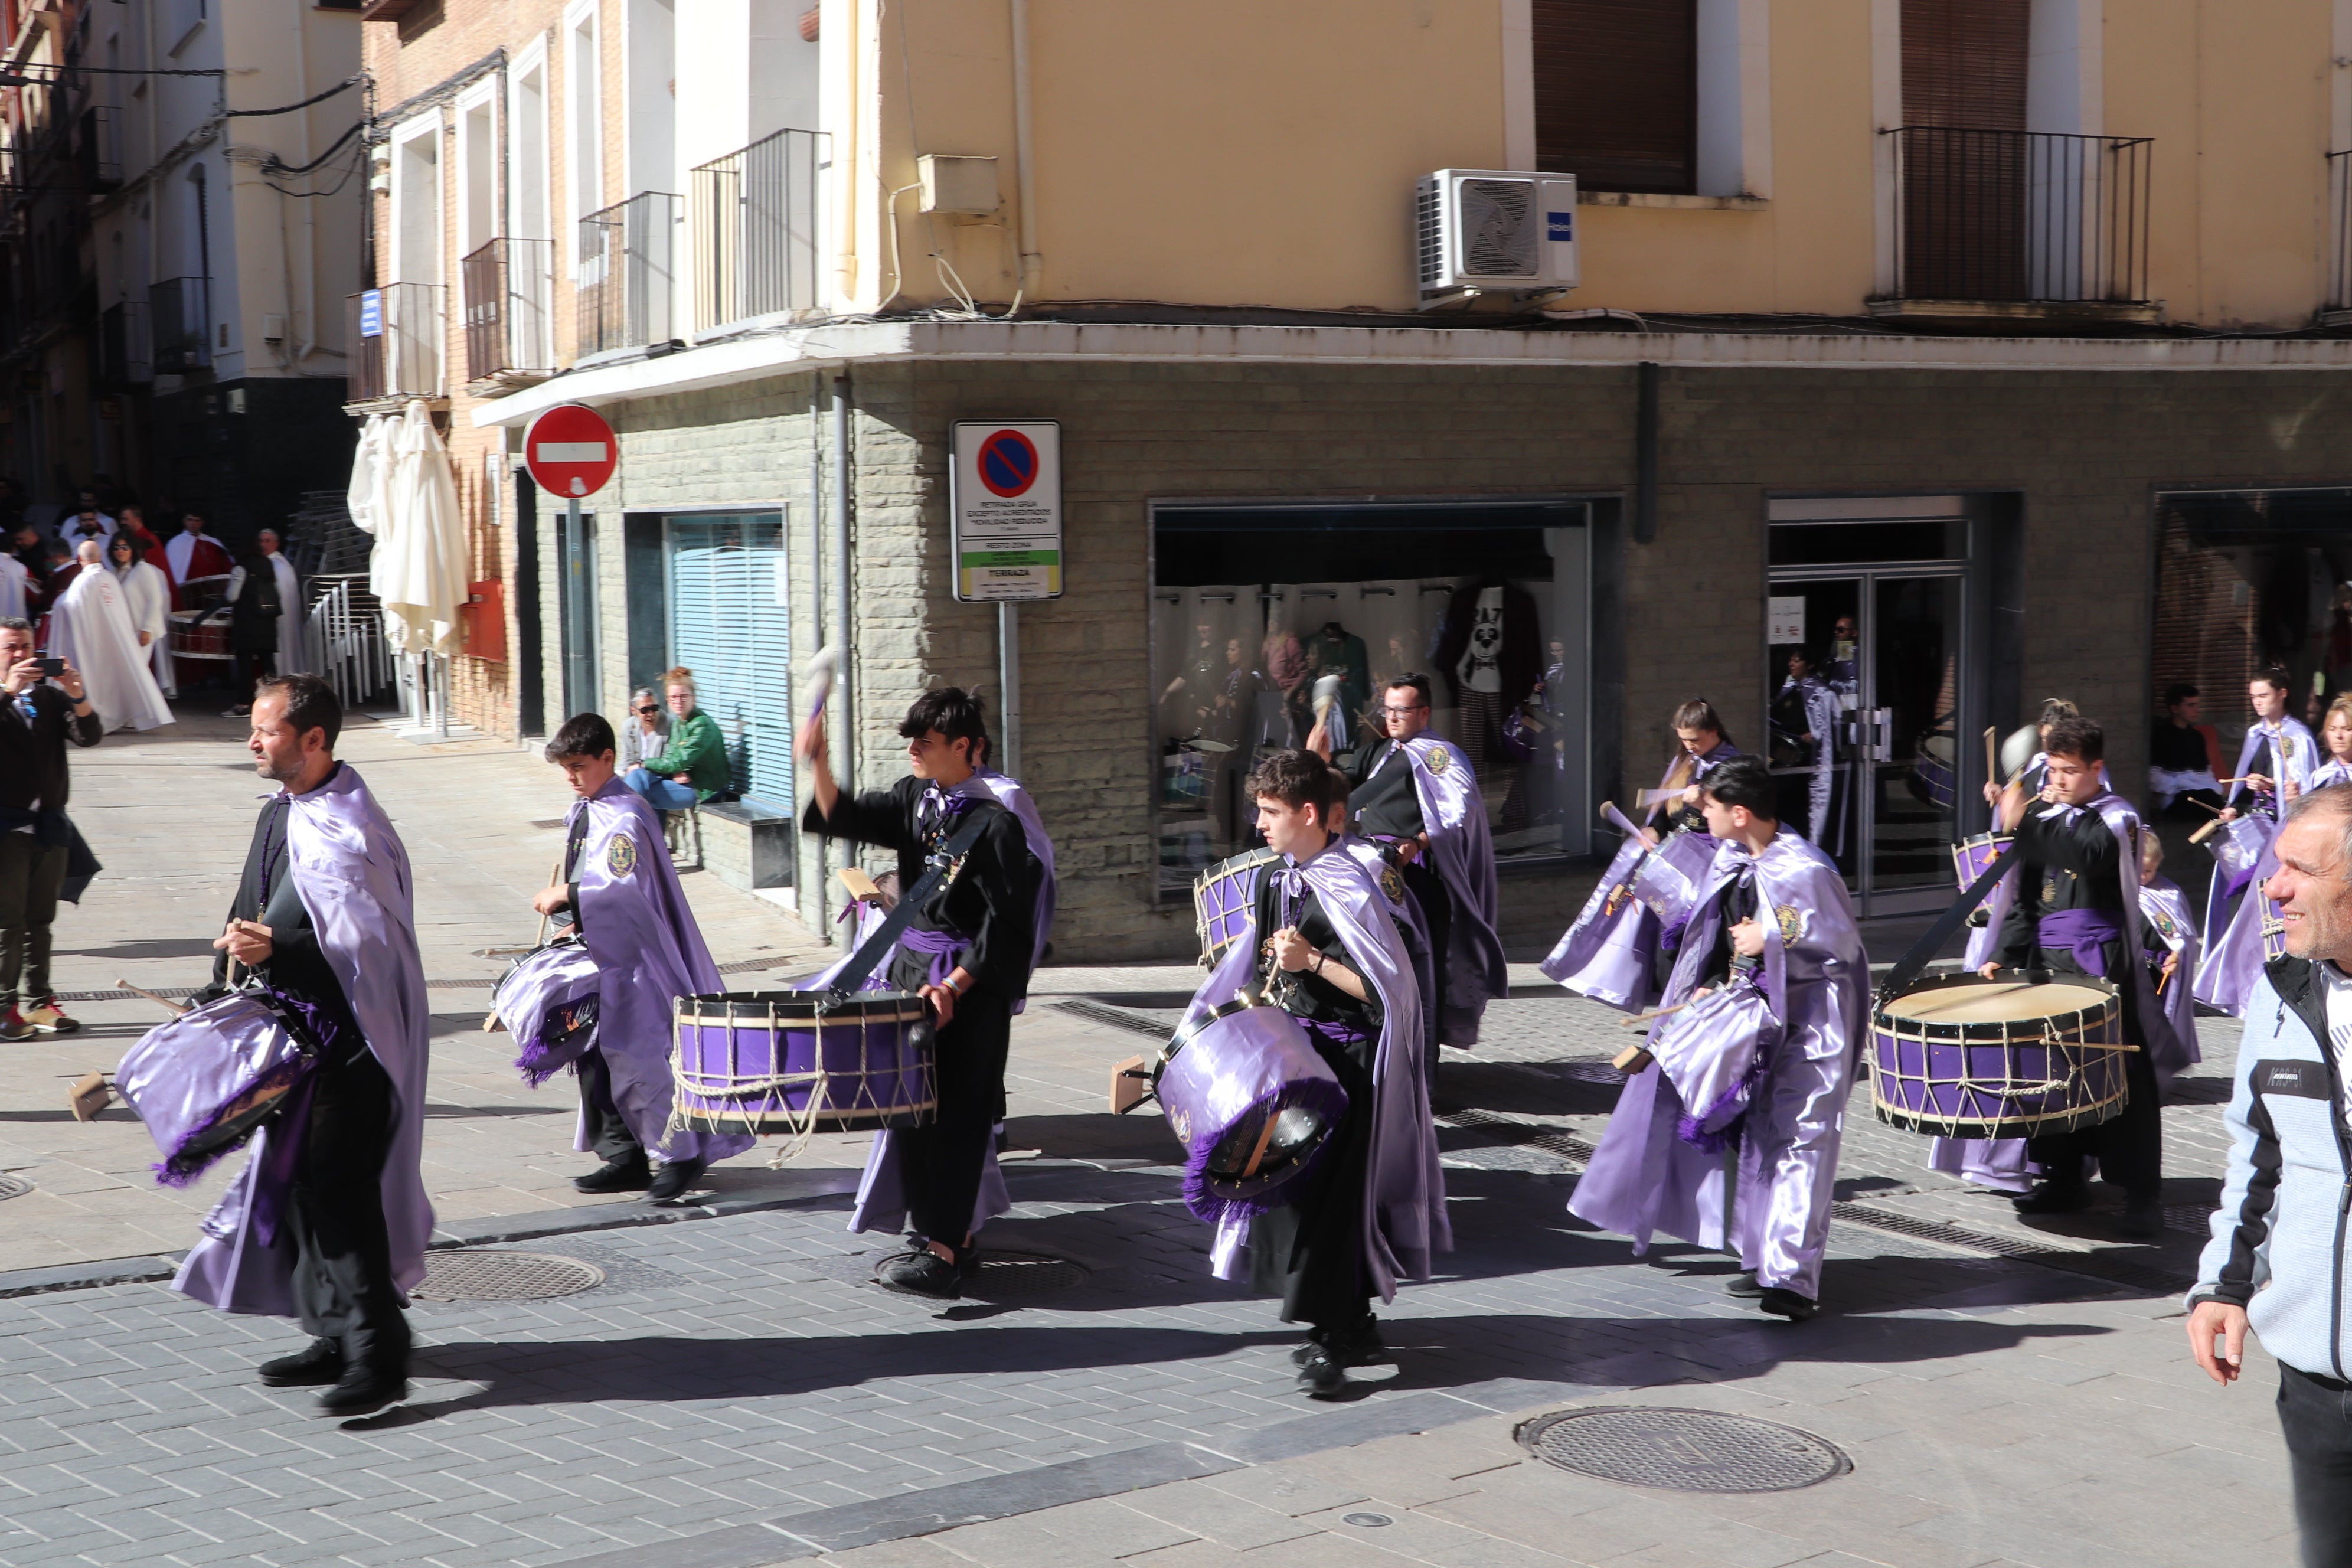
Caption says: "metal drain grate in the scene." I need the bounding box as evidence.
[0,1174,30,1201]
[412,1250,604,1302]
[1052,998,1172,1040]
[966,1251,1087,1299]
[2166,1204,2216,1234]
[528,818,569,830]
[1520,1407,1851,1493]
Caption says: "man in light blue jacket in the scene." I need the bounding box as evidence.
[2190,781,2352,1566]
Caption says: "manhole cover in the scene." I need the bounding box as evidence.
[1518,1407,1850,1493]
[412,1250,604,1302]
[0,1174,30,1201]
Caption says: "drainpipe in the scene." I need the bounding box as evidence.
[829,370,855,947]
[1633,360,1658,545]
[1010,0,1040,308]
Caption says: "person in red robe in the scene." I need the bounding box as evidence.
[116,505,165,564]
[160,511,234,609]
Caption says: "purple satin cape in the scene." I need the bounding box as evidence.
[2141,873,2201,1063]
[172,765,436,1317]
[1572,831,1867,1299]
[1181,839,1448,1301]
[1543,825,1715,1012]
[572,780,752,1166]
[974,768,1056,1015]
[2197,815,2277,1018]
[1398,734,1509,1041]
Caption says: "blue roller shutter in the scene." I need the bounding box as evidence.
[665,514,790,806]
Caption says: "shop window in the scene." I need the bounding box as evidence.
[1151,499,1590,896]
[664,513,791,806]
[2153,489,2352,749]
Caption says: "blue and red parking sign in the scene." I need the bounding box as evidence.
[950,422,1062,602]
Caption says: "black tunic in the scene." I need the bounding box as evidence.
[1246,862,1384,1330]
[2149,720,2210,773]
[1347,743,1424,840]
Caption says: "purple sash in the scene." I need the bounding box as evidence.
[2035,908,2122,978]
[898,927,968,987]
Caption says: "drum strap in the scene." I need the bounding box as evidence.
[1877,840,2023,1008]
[822,808,997,1001]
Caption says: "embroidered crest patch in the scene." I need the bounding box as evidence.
[607,832,638,877]
[2147,906,2179,940]
[1380,864,1406,906]
[1423,744,1451,777]
[2282,734,2299,760]
[1775,904,1806,945]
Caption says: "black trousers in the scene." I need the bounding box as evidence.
[1250,1023,1375,1333]
[2022,939,2162,1197]
[575,1047,643,1163]
[896,989,1011,1248]
[0,834,67,1007]
[2280,1363,2352,1567]
[287,1049,410,1373]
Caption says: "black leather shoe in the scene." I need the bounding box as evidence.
[2013,1181,2093,1216]
[1288,1331,1325,1368]
[1725,1272,1763,1298]
[316,1368,409,1419]
[259,1337,344,1387]
[574,1154,652,1194]
[646,1157,706,1203]
[2118,1195,2165,1241]
[878,1249,962,1299]
[1295,1345,1347,1396]
[1759,1287,1819,1322]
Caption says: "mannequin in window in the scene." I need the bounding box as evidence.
[1158,618,1222,741]
[1304,620,1371,754]
[1430,580,1542,831]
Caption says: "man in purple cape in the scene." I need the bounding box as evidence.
[1544,700,1739,1012]
[1571,756,1867,1320]
[1968,716,2187,1240]
[532,714,752,1201]
[1311,673,1507,1047]
[1182,749,1446,1396]
[174,675,433,1419]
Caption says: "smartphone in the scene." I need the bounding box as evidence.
[35,658,64,677]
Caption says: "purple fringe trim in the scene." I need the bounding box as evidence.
[1178,1078,1351,1229]
[151,1056,311,1188]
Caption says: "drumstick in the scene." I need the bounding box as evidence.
[115,979,190,1017]
[2189,816,2227,845]
[2183,795,2223,816]
[1983,727,1997,783]
[537,857,561,949]
[1620,999,1692,1028]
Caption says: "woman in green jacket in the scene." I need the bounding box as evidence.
[623,667,731,809]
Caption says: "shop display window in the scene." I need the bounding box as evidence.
[1150,499,1590,894]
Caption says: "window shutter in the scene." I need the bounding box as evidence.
[667,515,792,805]
[1531,0,1697,196]
[1897,0,2031,299]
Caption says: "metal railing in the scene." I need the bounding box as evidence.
[576,191,680,356]
[97,299,149,386]
[690,128,828,333]
[345,281,447,401]
[460,236,556,382]
[305,574,396,707]
[77,105,119,191]
[2330,151,2352,314]
[1889,126,2152,305]
[149,276,209,372]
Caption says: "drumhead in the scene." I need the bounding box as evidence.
[1882,980,2112,1024]
[675,989,929,1026]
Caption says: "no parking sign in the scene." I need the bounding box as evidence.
[950,420,1061,602]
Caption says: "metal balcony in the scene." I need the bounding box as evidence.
[460,236,556,386]
[690,128,829,333]
[149,276,210,373]
[77,105,120,192]
[576,190,680,357]
[1880,127,2154,319]
[346,281,447,401]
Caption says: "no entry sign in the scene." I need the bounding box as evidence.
[524,404,618,499]
[950,420,1061,601]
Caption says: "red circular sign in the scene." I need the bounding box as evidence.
[976,429,1040,498]
[524,403,619,499]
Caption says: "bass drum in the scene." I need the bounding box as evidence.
[1191,846,1279,969]
[1870,971,2129,1139]
[671,989,936,1135]
[1152,997,1347,1224]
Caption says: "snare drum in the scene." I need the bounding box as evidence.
[671,989,936,1134]
[490,938,602,1086]
[1870,972,2129,1138]
[1154,997,1348,1224]
[113,990,316,1186]
[1193,847,1279,968]
[1952,832,2013,891]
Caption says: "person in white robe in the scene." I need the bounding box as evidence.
[0,548,25,620]
[45,541,171,731]
[108,534,176,698]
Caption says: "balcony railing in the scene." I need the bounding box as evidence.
[98,299,150,387]
[1887,127,2152,308]
[576,191,680,357]
[690,128,828,333]
[2330,151,2352,316]
[460,236,556,384]
[149,276,209,372]
[345,282,447,401]
[77,105,120,192]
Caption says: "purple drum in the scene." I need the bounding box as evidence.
[1870,972,2128,1138]
[114,991,316,1187]
[1951,832,2012,890]
[671,989,936,1133]
[1153,998,1348,1224]
[2209,815,2272,887]
[491,938,602,1087]
[1192,847,1278,968]
[1627,842,1700,928]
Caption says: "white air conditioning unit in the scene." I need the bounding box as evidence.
[1414,169,1578,300]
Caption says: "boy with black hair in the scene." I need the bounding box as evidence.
[1178,747,1445,1395]
[798,686,1038,1297]
[1979,716,2188,1238]
[1572,754,1867,1320]
[531,713,748,1201]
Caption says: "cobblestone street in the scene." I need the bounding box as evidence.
[0,712,2292,1567]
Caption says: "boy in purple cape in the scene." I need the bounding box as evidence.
[1182,749,1445,1396]
[2200,668,2318,1016]
[531,713,752,1201]
[1977,716,2187,1239]
[178,675,433,1419]
[1570,756,1867,1321]
[1309,672,1507,1048]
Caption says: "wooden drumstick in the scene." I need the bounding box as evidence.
[2189,816,2227,845]
[1620,999,1692,1028]
[537,857,562,949]
[115,978,190,1017]
[2183,795,2224,816]
[1983,726,1997,783]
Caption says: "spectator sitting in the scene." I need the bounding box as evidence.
[619,685,669,771]
[623,667,730,811]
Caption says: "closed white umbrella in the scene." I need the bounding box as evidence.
[373,398,465,657]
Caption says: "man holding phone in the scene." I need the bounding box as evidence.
[0,617,99,1040]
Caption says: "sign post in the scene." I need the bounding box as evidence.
[951,421,1060,777]
[526,404,619,730]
